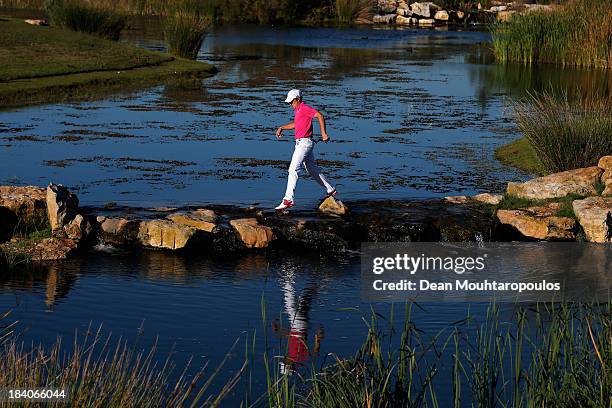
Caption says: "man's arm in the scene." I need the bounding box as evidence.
[314,111,329,142]
[276,122,295,139]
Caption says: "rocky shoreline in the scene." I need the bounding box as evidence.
[366,0,552,27]
[1,155,610,264]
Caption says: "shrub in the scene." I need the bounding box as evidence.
[163,0,211,60]
[491,0,612,68]
[45,0,127,41]
[513,92,612,173]
[335,0,372,24]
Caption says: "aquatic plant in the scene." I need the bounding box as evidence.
[513,92,612,173]
[491,0,612,69]
[163,0,211,60]
[45,0,127,41]
[334,0,372,24]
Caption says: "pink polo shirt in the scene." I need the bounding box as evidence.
[293,103,317,140]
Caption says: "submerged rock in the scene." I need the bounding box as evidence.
[572,197,612,243]
[497,203,576,241]
[138,220,196,250]
[0,185,47,240]
[319,196,349,216]
[31,238,78,261]
[506,167,603,200]
[444,195,470,204]
[229,218,275,249]
[46,184,79,234]
[472,193,503,205]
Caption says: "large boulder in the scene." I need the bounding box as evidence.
[319,196,349,216]
[31,238,78,262]
[506,167,603,200]
[166,209,217,233]
[572,197,612,243]
[64,214,93,243]
[598,156,612,196]
[396,6,411,16]
[497,203,576,241]
[0,186,47,239]
[396,15,417,24]
[98,216,141,247]
[229,218,275,249]
[138,220,196,250]
[410,2,439,18]
[46,184,78,234]
[434,10,449,20]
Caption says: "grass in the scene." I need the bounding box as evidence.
[495,137,543,175]
[334,0,371,24]
[163,1,211,60]
[513,92,612,173]
[45,0,127,41]
[495,193,586,218]
[491,0,612,69]
[0,322,242,407]
[0,18,215,108]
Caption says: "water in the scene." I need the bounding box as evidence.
[1,22,609,405]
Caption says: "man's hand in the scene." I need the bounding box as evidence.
[276,127,283,139]
[321,132,330,143]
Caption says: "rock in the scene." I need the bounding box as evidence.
[138,220,196,250]
[373,14,397,23]
[410,2,439,18]
[418,18,435,26]
[397,0,409,9]
[319,196,349,216]
[46,184,78,234]
[434,10,449,20]
[455,10,465,20]
[396,14,416,24]
[0,186,47,238]
[572,197,612,243]
[523,3,552,13]
[490,5,507,12]
[98,217,141,247]
[444,195,470,204]
[506,167,603,200]
[378,0,398,13]
[472,193,503,205]
[24,19,47,26]
[31,238,77,262]
[166,209,217,233]
[598,156,612,196]
[496,10,515,22]
[598,155,612,171]
[396,7,412,16]
[229,218,275,249]
[497,203,576,241]
[63,214,92,242]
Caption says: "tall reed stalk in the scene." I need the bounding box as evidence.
[163,0,211,60]
[45,0,127,41]
[513,91,612,173]
[334,0,372,24]
[491,0,612,69]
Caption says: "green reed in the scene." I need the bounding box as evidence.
[513,91,612,173]
[44,0,127,41]
[491,0,612,69]
[334,0,371,24]
[162,0,211,60]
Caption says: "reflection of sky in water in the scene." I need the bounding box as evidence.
[2,25,606,207]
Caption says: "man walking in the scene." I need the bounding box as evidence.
[275,89,336,211]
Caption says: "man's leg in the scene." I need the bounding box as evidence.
[283,140,308,202]
[303,144,334,194]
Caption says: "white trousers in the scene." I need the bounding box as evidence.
[283,138,334,202]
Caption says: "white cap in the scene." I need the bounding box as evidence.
[284,89,302,103]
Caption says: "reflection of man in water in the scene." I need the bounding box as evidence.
[272,274,324,375]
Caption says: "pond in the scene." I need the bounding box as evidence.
[1,22,609,405]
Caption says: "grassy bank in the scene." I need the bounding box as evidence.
[495,137,543,175]
[0,18,215,108]
[491,0,612,69]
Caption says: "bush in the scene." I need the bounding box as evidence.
[491,0,612,68]
[45,0,127,41]
[513,92,612,173]
[162,0,211,60]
